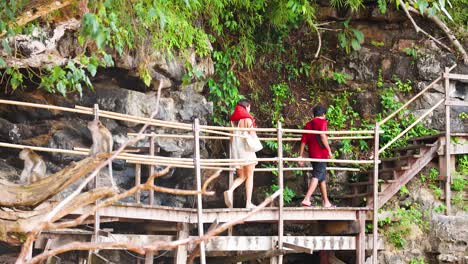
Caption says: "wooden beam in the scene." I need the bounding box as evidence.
[445,73,468,81]
[282,242,313,254]
[135,164,141,204]
[193,119,206,264]
[149,135,155,206]
[356,211,366,264]
[445,67,452,215]
[277,121,284,263]
[174,223,189,264]
[445,100,468,106]
[71,204,367,223]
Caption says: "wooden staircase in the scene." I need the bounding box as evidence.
[344,135,442,208]
[369,135,441,208]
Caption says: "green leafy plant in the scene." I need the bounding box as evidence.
[402,47,418,63]
[452,173,467,191]
[399,185,410,195]
[265,184,296,205]
[207,51,244,125]
[337,20,364,54]
[270,82,292,125]
[459,112,468,119]
[371,40,385,47]
[332,71,351,85]
[433,204,447,213]
[409,257,427,264]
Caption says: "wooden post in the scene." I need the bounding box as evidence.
[145,252,154,264]
[135,163,141,204]
[356,211,366,264]
[93,104,100,245]
[372,124,380,264]
[277,121,284,263]
[149,133,155,206]
[444,67,452,215]
[228,138,234,236]
[174,223,189,264]
[193,119,206,264]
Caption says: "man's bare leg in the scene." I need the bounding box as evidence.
[301,177,319,206]
[319,181,333,207]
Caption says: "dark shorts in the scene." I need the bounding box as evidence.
[312,162,327,182]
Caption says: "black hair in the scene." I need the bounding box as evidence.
[237,99,251,109]
[313,105,327,117]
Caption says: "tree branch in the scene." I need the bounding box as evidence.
[28,190,282,264]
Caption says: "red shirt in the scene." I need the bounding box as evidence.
[301,118,329,159]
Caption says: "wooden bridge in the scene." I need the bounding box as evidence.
[1,65,467,263]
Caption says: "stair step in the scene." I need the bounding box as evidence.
[407,134,442,143]
[392,143,436,152]
[346,181,371,186]
[378,166,411,173]
[381,154,422,162]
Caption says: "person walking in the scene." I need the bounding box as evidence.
[224,99,258,209]
[298,105,334,208]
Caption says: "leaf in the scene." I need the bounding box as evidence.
[95,32,107,50]
[352,29,364,43]
[417,0,428,14]
[2,39,12,55]
[103,53,114,67]
[87,64,97,76]
[0,58,6,68]
[56,81,67,96]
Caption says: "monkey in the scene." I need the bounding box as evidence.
[87,119,117,190]
[19,148,47,184]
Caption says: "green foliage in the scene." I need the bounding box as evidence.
[433,204,447,213]
[330,0,364,12]
[270,82,292,125]
[332,71,351,85]
[4,67,23,90]
[376,79,437,156]
[403,47,418,64]
[409,257,427,264]
[460,112,468,119]
[377,0,387,14]
[207,51,244,125]
[371,40,385,47]
[451,173,467,192]
[337,20,364,54]
[265,184,296,205]
[399,185,409,195]
[457,155,468,174]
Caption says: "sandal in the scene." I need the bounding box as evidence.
[301,202,312,207]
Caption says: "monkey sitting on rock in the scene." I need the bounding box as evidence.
[19,148,47,184]
[87,118,118,190]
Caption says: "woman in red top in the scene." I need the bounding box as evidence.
[224,99,258,209]
[298,106,334,208]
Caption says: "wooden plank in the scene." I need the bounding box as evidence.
[372,125,379,264]
[71,205,366,223]
[135,164,141,204]
[445,67,452,215]
[446,73,468,81]
[174,223,189,264]
[145,252,154,264]
[149,136,155,206]
[446,100,468,106]
[356,211,366,264]
[282,242,313,254]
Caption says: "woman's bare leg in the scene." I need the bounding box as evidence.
[224,168,246,207]
[244,164,256,208]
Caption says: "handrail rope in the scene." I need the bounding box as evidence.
[0,99,377,135]
[126,133,375,141]
[378,98,445,154]
[377,64,456,127]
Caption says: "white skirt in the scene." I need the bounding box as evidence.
[231,129,257,169]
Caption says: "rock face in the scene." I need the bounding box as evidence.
[431,214,468,263]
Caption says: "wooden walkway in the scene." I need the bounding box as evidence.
[70,204,369,223]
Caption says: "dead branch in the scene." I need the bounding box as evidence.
[0,188,115,245]
[313,24,322,59]
[49,167,220,230]
[407,4,468,64]
[397,0,453,52]
[28,190,282,264]
[0,154,109,208]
